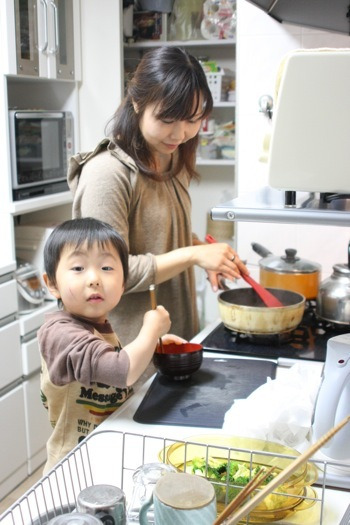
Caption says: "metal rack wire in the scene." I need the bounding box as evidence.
[0,429,348,525]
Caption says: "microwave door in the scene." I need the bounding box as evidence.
[10,111,66,189]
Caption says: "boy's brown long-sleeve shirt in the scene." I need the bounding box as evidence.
[38,310,132,472]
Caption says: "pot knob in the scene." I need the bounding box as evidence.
[281,248,300,263]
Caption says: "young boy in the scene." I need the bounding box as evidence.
[38,217,180,472]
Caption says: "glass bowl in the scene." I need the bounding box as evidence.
[158,434,318,521]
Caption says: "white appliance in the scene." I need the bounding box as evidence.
[312,333,350,461]
[268,49,350,194]
[9,110,74,201]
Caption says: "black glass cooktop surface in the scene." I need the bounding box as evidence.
[200,305,350,362]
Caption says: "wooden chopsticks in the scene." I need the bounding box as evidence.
[149,284,164,353]
[225,415,350,525]
[213,466,275,525]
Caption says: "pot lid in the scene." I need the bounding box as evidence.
[259,248,321,274]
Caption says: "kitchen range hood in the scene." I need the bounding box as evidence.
[246,0,350,35]
[211,187,350,226]
[211,49,350,227]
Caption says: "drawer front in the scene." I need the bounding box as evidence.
[0,320,22,390]
[0,385,27,484]
[0,279,18,320]
[22,337,41,376]
[23,374,51,461]
[19,301,57,337]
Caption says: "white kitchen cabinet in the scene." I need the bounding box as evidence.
[23,372,52,474]
[0,320,21,391]
[0,279,18,323]
[0,385,27,501]
[4,0,80,80]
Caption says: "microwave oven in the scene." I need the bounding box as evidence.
[9,110,74,201]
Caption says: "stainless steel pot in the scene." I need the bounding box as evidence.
[218,287,305,334]
[252,243,321,300]
[316,242,350,325]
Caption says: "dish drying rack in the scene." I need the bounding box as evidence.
[0,429,347,525]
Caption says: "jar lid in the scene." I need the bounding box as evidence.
[259,248,321,274]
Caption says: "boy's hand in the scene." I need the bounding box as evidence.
[143,305,171,337]
[161,333,187,345]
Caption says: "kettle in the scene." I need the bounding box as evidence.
[316,240,350,325]
[312,333,350,460]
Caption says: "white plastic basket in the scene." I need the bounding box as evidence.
[206,69,235,102]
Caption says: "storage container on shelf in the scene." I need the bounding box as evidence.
[205,68,235,103]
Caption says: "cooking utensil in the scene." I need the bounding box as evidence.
[316,240,350,325]
[252,242,321,299]
[218,287,305,334]
[225,415,350,525]
[205,234,283,307]
[149,284,164,353]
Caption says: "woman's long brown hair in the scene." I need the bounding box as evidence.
[107,46,213,181]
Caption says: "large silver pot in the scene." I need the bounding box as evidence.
[218,287,305,334]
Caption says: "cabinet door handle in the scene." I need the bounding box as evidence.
[49,0,59,54]
[38,0,48,52]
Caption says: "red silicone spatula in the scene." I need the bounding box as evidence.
[205,234,284,308]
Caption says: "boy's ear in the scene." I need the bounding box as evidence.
[43,273,61,299]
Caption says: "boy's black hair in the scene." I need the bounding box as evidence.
[44,218,129,286]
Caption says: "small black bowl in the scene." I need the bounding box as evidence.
[153,342,203,380]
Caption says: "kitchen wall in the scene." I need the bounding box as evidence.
[235,0,350,282]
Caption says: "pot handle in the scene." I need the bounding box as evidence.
[251,242,273,258]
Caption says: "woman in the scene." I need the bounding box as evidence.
[68,46,247,344]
